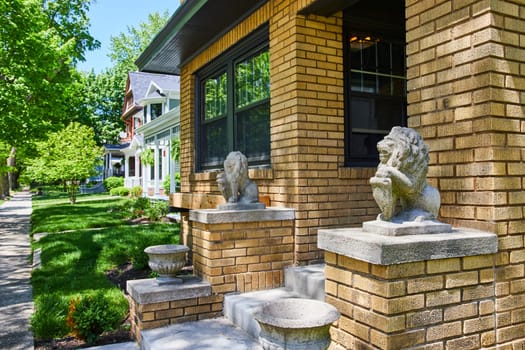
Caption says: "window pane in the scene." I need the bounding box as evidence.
[391,44,405,76]
[236,50,270,109]
[151,103,163,120]
[204,72,227,120]
[201,118,228,167]
[235,101,270,162]
[169,99,179,110]
[349,132,383,160]
[376,41,391,74]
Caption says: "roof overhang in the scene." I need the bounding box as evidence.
[298,0,361,16]
[136,0,267,74]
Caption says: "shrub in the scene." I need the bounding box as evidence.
[103,177,124,192]
[162,177,170,194]
[31,293,70,340]
[130,186,143,198]
[145,200,169,222]
[67,290,127,344]
[109,187,129,197]
[128,197,150,218]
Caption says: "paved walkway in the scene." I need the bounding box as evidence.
[0,192,34,349]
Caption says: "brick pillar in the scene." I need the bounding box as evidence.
[318,226,497,349]
[189,208,295,294]
[406,1,525,347]
[270,4,345,265]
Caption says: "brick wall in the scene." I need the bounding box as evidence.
[129,294,222,343]
[176,0,377,265]
[325,252,497,350]
[406,0,525,348]
[191,218,294,294]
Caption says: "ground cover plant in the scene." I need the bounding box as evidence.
[31,190,180,346]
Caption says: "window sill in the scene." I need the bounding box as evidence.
[192,167,274,181]
[338,167,376,179]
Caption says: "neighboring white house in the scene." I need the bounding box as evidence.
[120,72,180,198]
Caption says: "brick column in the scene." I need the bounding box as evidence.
[318,226,497,350]
[189,208,295,294]
[269,4,345,265]
[406,1,525,347]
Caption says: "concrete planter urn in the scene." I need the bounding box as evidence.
[144,244,189,284]
[254,298,340,350]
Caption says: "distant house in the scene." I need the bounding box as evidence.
[119,71,181,198]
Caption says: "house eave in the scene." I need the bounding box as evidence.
[136,0,267,74]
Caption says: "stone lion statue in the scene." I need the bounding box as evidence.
[217,151,259,205]
[370,127,440,222]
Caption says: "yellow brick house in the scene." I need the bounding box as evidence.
[136,1,525,347]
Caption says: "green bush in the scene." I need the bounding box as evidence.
[145,200,169,222]
[103,177,124,192]
[31,293,70,339]
[67,290,128,344]
[130,186,143,198]
[162,177,170,194]
[109,186,130,197]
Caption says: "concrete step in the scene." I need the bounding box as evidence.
[223,287,300,339]
[141,317,262,350]
[284,263,326,301]
[139,265,326,349]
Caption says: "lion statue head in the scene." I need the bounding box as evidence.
[371,127,440,222]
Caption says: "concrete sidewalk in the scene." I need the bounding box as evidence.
[0,191,34,349]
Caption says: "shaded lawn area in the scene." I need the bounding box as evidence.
[31,196,129,233]
[32,224,180,340]
[30,190,181,342]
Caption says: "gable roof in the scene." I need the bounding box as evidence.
[128,72,180,101]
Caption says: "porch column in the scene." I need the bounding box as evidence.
[169,140,176,194]
[108,153,113,177]
[124,155,130,179]
[142,151,148,194]
[135,155,140,187]
[154,141,160,195]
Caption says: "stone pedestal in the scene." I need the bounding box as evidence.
[318,227,498,350]
[189,207,295,294]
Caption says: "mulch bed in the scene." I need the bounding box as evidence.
[34,262,150,349]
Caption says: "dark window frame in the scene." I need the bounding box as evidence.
[343,1,407,167]
[195,24,270,172]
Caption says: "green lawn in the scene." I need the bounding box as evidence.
[30,190,180,342]
[31,196,129,233]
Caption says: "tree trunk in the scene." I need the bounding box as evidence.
[0,154,9,198]
[7,147,18,191]
[0,174,8,199]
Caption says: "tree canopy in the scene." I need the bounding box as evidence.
[25,122,102,203]
[0,0,98,147]
[77,11,170,145]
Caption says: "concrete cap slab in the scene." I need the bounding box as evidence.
[318,227,498,265]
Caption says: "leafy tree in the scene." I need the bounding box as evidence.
[108,11,170,72]
[0,0,98,146]
[25,123,102,204]
[77,11,170,145]
[0,0,98,191]
[77,68,127,145]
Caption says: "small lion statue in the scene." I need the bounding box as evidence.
[370,127,440,222]
[216,151,260,207]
